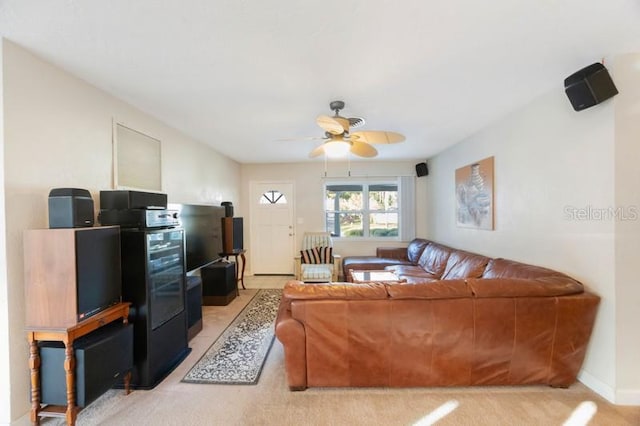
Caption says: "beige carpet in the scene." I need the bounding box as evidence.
[43,276,640,426]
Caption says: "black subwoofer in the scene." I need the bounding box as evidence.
[39,322,133,407]
[201,262,236,305]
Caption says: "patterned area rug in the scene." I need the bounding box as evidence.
[182,289,282,385]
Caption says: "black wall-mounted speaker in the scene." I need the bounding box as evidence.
[564,63,618,111]
[415,162,429,177]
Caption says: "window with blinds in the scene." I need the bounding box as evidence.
[324,182,400,238]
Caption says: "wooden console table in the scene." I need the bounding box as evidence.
[219,249,247,290]
[26,302,131,426]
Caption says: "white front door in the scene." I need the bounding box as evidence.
[250,182,295,274]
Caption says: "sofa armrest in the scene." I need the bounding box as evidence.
[274,297,307,390]
[376,247,409,260]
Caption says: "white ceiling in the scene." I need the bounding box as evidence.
[2,1,640,164]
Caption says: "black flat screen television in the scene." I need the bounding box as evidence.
[169,203,225,273]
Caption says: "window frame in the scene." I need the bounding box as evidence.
[324,179,401,241]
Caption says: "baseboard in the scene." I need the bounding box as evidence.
[578,370,615,403]
[614,389,640,406]
[579,370,640,406]
[8,412,30,426]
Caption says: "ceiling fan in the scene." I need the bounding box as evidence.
[306,100,405,158]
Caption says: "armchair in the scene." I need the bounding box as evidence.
[294,232,341,282]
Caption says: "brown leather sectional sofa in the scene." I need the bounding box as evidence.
[275,238,600,390]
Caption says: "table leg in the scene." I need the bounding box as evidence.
[234,257,240,296]
[63,339,77,426]
[124,371,132,395]
[239,252,246,289]
[28,333,41,425]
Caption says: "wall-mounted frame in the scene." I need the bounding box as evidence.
[455,156,494,230]
[113,121,162,191]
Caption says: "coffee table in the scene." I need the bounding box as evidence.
[350,270,405,284]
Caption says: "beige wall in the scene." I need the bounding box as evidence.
[613,53,640,403]
[425,55,640,404]
[240,160,428,274]
[1,40,241,423]
[0,40,11,425]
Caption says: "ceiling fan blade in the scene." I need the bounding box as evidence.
[351,131,405,144]
[316,115,345,135]
[309,144,326,158]
[350,141,378,158]
[276,136,325,142]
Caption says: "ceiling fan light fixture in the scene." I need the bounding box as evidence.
[323,140,351,158]
[301,100,404,159]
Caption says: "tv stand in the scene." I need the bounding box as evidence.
[26,302,131,426]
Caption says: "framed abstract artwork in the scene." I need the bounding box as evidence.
[455,156,494,230]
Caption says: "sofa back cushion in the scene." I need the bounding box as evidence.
[386,280,471,299]
[441,251,490,280]
[483,258,561,280]
[284,280,388,300]
[466,277,584,297]
[406,238,430,263]
[417,243,453,277]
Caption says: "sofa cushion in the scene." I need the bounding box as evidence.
[284,280,388,300]
[386,279,471,299]
[300,264,333,281]
[401,275,441,284]
[317,246,332,263]
[483,258,563,279]
[441,251,490,280]
[385,264,424,275]
[375,247,410,261]
[385,265,440,282]
[300,247,319,264]
[417,243,453,277]
[467,276,584,297]
[301,246,332,264]
[406,238,430,263]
